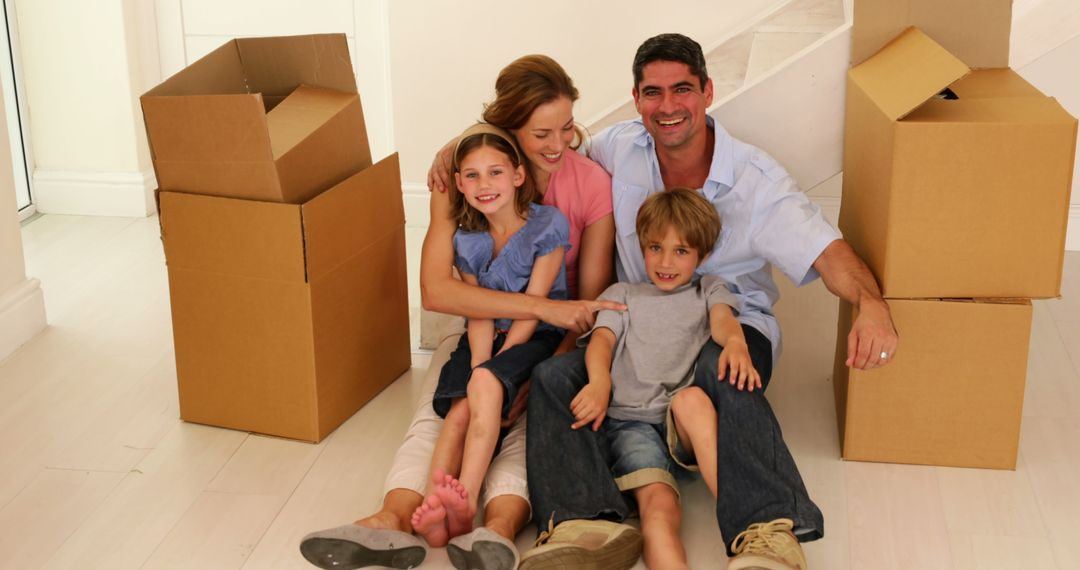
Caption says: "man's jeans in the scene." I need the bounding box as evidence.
[526,324,824,550]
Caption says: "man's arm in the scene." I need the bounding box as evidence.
[420,188,622,332]
[812,239,898,370]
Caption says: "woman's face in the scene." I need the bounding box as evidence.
[513,96,575,178]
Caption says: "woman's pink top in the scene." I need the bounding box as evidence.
[541,150,613,299]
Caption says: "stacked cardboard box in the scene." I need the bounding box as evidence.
[141,34,411,442]
[833,1,1077,469]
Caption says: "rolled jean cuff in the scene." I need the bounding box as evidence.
[614,467,679,498]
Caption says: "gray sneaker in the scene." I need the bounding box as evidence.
[447,526,519,570]
[518,518,642,570]
[299,524,427,569]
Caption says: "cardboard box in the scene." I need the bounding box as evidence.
[832,298,1032,469]
[840,24,1077,299]
[158,154,410,442]
[142,34,372,204]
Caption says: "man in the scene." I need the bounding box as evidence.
[520,33,898,570]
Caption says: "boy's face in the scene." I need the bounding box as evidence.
[642,225,702,291]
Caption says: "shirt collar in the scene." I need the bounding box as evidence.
[632,116,735,199]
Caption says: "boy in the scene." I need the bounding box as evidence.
[569,187,761,570]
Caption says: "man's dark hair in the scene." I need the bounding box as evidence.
[632,33,709,90]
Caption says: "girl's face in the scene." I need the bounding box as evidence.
[454,145,525,219]
[513,95,575,178]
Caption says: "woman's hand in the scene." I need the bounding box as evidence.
[427,138,457,193]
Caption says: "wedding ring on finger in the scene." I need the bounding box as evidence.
[880,351,889,360]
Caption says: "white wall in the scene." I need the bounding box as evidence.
[388,0,781,188]
[1018,33,1080,250]
[13,0,157,216]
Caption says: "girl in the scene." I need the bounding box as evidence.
[301,55,615,570]
[413,122,570,548]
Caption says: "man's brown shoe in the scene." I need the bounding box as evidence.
[518,518,642,570]
[726,518,808,570]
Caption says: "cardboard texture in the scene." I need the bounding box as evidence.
[159,154,410,442]
[851,0,1012,68]
[841,27,1078,299]
[142,34,372,204]
[833,299,1032,470]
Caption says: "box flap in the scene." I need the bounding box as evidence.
[159,191,306,282]
[849,27,969,121]
[235,34,357,100]
[904,97,1078,125]
[852,0,1012,68]
[301,153,402,281]
[143,40,248,98]
[950,69,1047,99]
[266,85,357,159]
[142,94,274,163]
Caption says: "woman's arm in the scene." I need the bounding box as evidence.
[554,213,616,354]
[460,272,495,367]
[420,189,620,331]
[500,246,566,352]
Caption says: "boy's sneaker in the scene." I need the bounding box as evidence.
[726,518,808,570]
[518,517,642,570]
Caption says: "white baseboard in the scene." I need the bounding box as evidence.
[34,169,157,217]
[0,278,46,361]
[403,182,431,228]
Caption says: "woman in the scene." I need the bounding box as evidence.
[300,55,617,570]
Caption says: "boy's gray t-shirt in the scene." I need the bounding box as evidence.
[579,275,739,424]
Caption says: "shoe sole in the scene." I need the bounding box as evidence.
[517,529,642,570]
[447,539,518,570]
[726,553,802,570]
[299,537,426,569]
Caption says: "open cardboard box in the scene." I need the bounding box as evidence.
[833,298,1032,470]
[840,0,1077,299]
[142,34,371,204]
[158,154,411,442]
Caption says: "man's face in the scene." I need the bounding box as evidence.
[633,60,713,151]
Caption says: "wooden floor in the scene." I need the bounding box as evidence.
[2,212,1079,569]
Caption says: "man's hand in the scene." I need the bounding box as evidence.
[570,381,610,431]
[501,380,530,427]
[538,299,627,334]
[718,341,761,392]
[846,298,899,370]
[427,139,456,193]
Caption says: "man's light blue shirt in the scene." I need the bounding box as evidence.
[588,116,841,363]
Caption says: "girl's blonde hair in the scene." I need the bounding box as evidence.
[635,187,721,256]
[449,124,539,232]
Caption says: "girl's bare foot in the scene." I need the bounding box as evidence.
[410,494,450,547]
[433,469,475,538]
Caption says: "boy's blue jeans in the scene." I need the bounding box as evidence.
[525,324,824,552]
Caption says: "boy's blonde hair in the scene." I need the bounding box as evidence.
[635,187,721,257]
